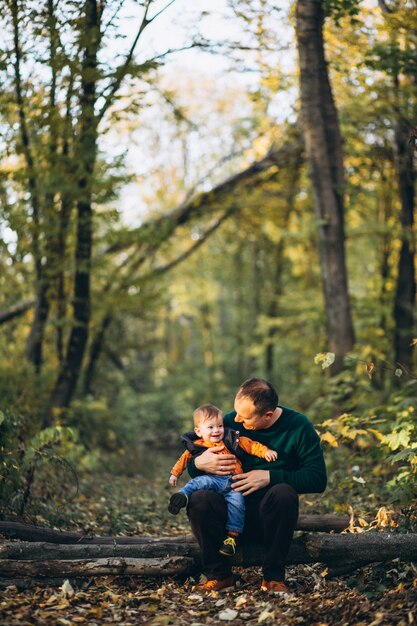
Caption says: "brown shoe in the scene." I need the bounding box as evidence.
[261,579,292,595]
[197,576,234,592]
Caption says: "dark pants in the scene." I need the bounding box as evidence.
[187,483,299,582]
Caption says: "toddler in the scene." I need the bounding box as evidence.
[168,404,277,556]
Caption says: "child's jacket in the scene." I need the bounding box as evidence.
[170,427,273,478]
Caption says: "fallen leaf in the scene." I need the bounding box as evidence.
[235,594,247,608]
[61,579,75,597]
[187,593,204,602]
[218,608,239,621]
[258,608,275,623]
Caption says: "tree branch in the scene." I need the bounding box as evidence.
[97,0,153,122]
[0,299,34,325]
[140,206,236,282]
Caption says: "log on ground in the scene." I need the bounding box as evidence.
[0,514,350,544]
[0,556,195,578]
[1,532,416,578]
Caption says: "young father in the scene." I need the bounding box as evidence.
[186,377,327,594]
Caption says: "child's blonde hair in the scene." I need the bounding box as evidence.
[193,403,223,427]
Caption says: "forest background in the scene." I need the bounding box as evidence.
[0,0,416,559]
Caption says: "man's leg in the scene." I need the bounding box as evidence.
[260,483,299,581]
[187,490,232,580]
[244,483,299,582]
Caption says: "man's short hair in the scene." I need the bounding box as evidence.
[193,403,223,427]
[237,378,278,415]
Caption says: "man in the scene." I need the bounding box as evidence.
[186,378,327,594]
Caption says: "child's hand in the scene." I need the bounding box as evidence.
[169,474,177,487]
[265,450,278,462]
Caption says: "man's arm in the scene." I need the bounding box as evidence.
[187,446,236,477]
[268,424,327,493]
[232,423,327,496]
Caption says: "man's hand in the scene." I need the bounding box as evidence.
[169,474,177,487]
[231,470,270,496]
[195,446,237,475]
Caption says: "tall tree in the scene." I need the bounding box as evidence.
[363,1,416,370]
[47,0,100,417]
[296,0,355,373]
[1,0,189,420]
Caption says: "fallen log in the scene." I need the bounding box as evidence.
[0,556,194,578]
[0,514,350,544]
[0,540,201,561]
[1,532,416,578]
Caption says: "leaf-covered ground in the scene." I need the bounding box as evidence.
[1,471,417,625]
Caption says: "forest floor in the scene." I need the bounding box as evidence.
[1,471,417,625]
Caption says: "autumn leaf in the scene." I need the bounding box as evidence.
[60,579,75,598]
[218,608,239,621]
[366,362,376,379]
[314,352,335,369]
[258,608,275,623]
[320,431,339,447]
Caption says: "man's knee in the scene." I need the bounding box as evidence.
[187,490,227,522]
[260,483,299,514]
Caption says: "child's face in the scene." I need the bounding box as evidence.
[195,415,224,443]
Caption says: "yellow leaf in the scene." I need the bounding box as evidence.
[258,609,275,623]
[320,431,338,447]
[374,507,398,529]
[368,428,385,442]
[366,362,376,379]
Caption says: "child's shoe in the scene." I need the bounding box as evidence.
[168,492,188,515]
[218,535,238,557]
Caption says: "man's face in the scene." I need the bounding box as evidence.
[233,396,273,430]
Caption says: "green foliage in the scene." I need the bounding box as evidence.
[323,0,361,25]
[313,374,417,509]
[365,43,417,77]
[0,408,87,517]
[1,0,417,525]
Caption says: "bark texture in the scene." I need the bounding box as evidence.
[47,0,100,420]
[1,533,416,579]
[0,515,349,543]
[0,557,195,578]
[392,115,416,370]
[296,0,355,373]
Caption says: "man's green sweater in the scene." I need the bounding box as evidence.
[188,406,327,495]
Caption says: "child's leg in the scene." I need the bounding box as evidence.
[223,489,245,534]
[168,475,221,515]
[180,475,220,498]
[218,490,245,556]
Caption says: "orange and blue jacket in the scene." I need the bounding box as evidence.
[170,428,274,478]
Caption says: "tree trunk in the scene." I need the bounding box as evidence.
[296,0,355,373]
[392,114,416,371]
[1,533,416,579]
[10,0,49,372]
[0,515,350,543]
[47,0,100,421]
[0,557,195,578]
[82,313,113,395]
[265,161,301,378]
